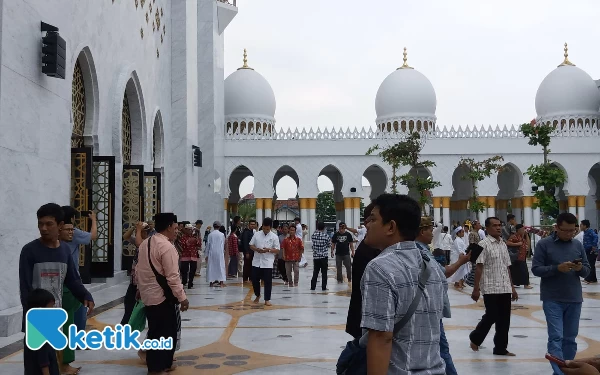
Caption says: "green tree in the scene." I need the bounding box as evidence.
[369,133,441,214]
[520,119,566,218]
[458,156,504,213]
[237,202,256,222]
[316,191,336,222]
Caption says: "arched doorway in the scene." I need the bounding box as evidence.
[587,163,600,228]
[318,165,345,230]
[229,165,255,223]
[121,76,146,272]
[496,163,523,223]
[143,112,164,224]
[451,164,474,225]
[406,166,434,216]
[362,164,387,201]
[272,165,300,225]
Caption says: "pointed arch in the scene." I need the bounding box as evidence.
[70,47,99,150]
[273,165,300,200]
[363,164,387,200]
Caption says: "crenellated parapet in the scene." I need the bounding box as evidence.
[225,123,600,141]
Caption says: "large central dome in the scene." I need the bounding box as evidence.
[224,50,276,134]
[375,48,437,132]
[535,43,600,127]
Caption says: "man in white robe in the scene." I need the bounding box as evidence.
[205,221,226,287]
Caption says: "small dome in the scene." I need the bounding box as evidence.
[375,48,437,129]
[225,50,276,124]
[535,44,600,123]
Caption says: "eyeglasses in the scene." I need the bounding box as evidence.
[556,227,577,233]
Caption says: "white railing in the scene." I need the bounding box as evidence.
[225,124,600,141]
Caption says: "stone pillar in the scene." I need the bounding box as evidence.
[432,197,442,223]
[496,199,507,222]
[511,197,523,224]
[568,196,577,216]
[335,202,344,223]
[442,197,451,227]
[307,198,317,237]
[255,198,264,225]
[352,198,361,229]
[299,198,309,228]
[532,197,541,227]
[264,198,273,219]
[223,198,229,229]
[523,196,533,226]
[577,196,585,220]
[344,197,353,227]
[230,203,239,217]
[487,196,496,220]
[477,196,487,223]
[559,200,568,213]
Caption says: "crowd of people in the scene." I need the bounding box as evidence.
[16,196,600,375]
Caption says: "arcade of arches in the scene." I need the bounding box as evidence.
[226,162,600,239]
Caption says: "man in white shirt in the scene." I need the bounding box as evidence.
[433,222,454,265]
[294,217,303,240]
[249,217,280,306]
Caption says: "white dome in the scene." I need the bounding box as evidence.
[224,64,276,123]
[375,59,437,126]
[535,64,600,120]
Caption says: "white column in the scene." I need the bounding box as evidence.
[513,208,522,224]
[255,198,263,225]
[533,207,541,227]
[442,197,451,227]
[577,196,586,220]
[307,198,317,242]
[223,199,229,228]
[523,207,533,226]
[433,207,441,223]
[478,210,486,224]
[344,198,352,227]
[487,207,495,219]
[353,204,360,229]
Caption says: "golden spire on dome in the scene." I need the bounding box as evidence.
[238,48,254,70]
[398,47,413,70]
[558,42,575,67]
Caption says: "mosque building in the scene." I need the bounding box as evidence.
[0,0,599,336]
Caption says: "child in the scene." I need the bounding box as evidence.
[24,288,60,375]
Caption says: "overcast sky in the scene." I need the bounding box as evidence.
[225,0,600,199]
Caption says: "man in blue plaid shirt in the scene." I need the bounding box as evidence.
[311,222,331,291]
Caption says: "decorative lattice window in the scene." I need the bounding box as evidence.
[122,94,132,165]
[71,60,86,148]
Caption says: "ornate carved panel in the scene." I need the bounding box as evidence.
[144,172,161,222]
[122,93,132,165]
[71,147,93,284]
[71,60,86,148]
[91,156,115,277]
[122,165,144,271]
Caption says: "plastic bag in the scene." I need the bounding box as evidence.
[128,300,146,332]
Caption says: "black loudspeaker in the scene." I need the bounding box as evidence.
[350,187,357,192]
[41,22,66,79]
[193,146,202,167]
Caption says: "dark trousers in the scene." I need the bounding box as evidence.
[243,252,254,281]
[252,266,273,301]
[585,250,597,282]
[120,283,137,325]
[145,300,178,373]
[311,258,328,290]
[277,258,288,282]
[180,260,197,287]
[469,293,512,354]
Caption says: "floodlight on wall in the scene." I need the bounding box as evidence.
[41,22,66,79]
[192,146,202,167]
[350,187,357,193]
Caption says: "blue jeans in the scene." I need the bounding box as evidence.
[440,320,458,375]
[543,301,582,375]
[74,304,87,331]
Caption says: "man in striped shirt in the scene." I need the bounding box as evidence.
[311,222,331,291]
[470,216,519,356]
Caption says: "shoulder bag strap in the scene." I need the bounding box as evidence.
[147,236,161,278]
[392,255,432,334]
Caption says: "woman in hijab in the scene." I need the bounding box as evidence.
[448,226,469,289]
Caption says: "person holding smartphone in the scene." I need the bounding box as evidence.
[532,213,590,375]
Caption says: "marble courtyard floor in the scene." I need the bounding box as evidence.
[1,257,599,374]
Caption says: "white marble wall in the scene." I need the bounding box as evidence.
[0,0,171,319]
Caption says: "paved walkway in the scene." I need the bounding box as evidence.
[1,255,599,374]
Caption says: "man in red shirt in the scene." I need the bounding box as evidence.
[178,224,200,289]
[282,226,304,287]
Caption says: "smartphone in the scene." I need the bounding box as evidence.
[545,353,566,367]
[573,258,582,264]
[80,210,91,217]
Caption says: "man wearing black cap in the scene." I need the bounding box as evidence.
[136,212,189,374]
